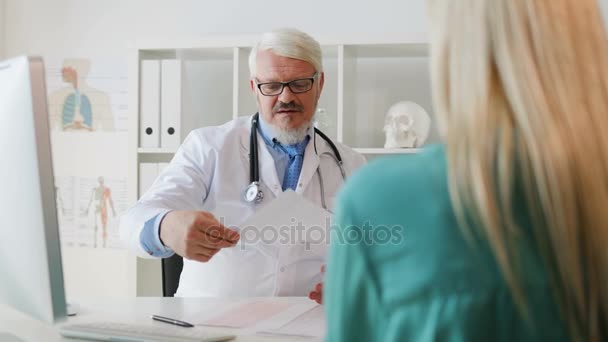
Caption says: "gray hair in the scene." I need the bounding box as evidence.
[249,28,323,77]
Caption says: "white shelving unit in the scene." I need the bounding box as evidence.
[127,33,437,295]
[137,147,178,154]
[354,148,420,155]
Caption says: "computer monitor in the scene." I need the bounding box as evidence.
[0,56,67,323]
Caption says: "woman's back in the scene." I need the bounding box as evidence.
[325,145,569,341]
[326,0,608,340]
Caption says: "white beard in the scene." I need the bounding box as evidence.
[273,122,311,145]
[256,92,320,145]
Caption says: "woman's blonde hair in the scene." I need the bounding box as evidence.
[429,0,608,339]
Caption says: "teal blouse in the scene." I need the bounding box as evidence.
[325,144,568,342]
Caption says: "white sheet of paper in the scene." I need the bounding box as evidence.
[234,190,332,260]
[190,299,320,333]
[186,193,331,334]
[240,189,332,227]
[197,300,294,328]
[257,305,325,338]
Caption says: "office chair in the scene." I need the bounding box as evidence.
[161,254,183,297]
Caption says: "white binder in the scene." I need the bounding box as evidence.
[138,163,159,199]
[140,60,161,148]
[160,60,182,149]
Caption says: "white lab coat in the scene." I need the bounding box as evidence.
[120,115,366,297]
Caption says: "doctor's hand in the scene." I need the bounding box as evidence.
[159,210,240,263]
[308,265,325,304]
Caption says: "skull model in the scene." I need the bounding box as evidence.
[383,101,430,148]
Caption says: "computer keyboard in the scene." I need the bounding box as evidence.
[59,321,235,342]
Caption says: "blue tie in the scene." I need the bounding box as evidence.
[282,137,309,191]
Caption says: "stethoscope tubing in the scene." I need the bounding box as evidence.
[245,113,345,205]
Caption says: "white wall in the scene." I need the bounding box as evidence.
[5,0,428,58]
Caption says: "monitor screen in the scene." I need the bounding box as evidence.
[0,56,67,323]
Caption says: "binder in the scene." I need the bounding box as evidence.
[140,60,161,148]
[160,60,182,149]
[139,163,158,199]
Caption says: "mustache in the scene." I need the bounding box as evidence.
[273,101,304,113]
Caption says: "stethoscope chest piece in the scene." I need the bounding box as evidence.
[244,181,263,203]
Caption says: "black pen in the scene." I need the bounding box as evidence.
[151,314,194,328]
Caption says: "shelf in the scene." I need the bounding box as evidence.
[138,148,178,154]
[129,34,434,297]
[341,52,435,148]
[354,148,420,154]
[138,147,419,155]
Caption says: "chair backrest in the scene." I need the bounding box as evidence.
[161,254,183,297]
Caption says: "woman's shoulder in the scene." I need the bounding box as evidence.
[340,144,447,207]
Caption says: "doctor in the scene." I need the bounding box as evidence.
[120,28,366,299]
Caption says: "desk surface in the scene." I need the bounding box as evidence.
[0,297,323,341]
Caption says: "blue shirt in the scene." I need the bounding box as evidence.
[139,117,311,257]
[257,116,296,186]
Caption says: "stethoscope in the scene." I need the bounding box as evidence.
[244,113,346,209]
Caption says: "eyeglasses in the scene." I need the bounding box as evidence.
[255,73,318,96]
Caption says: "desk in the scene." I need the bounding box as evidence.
[0,297,323,341]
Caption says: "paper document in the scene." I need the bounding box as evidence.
[258,305,325,338]
[200,300,292,328]
[236,189,332,254]
[193,299,322,336]
[235,190,332,296]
